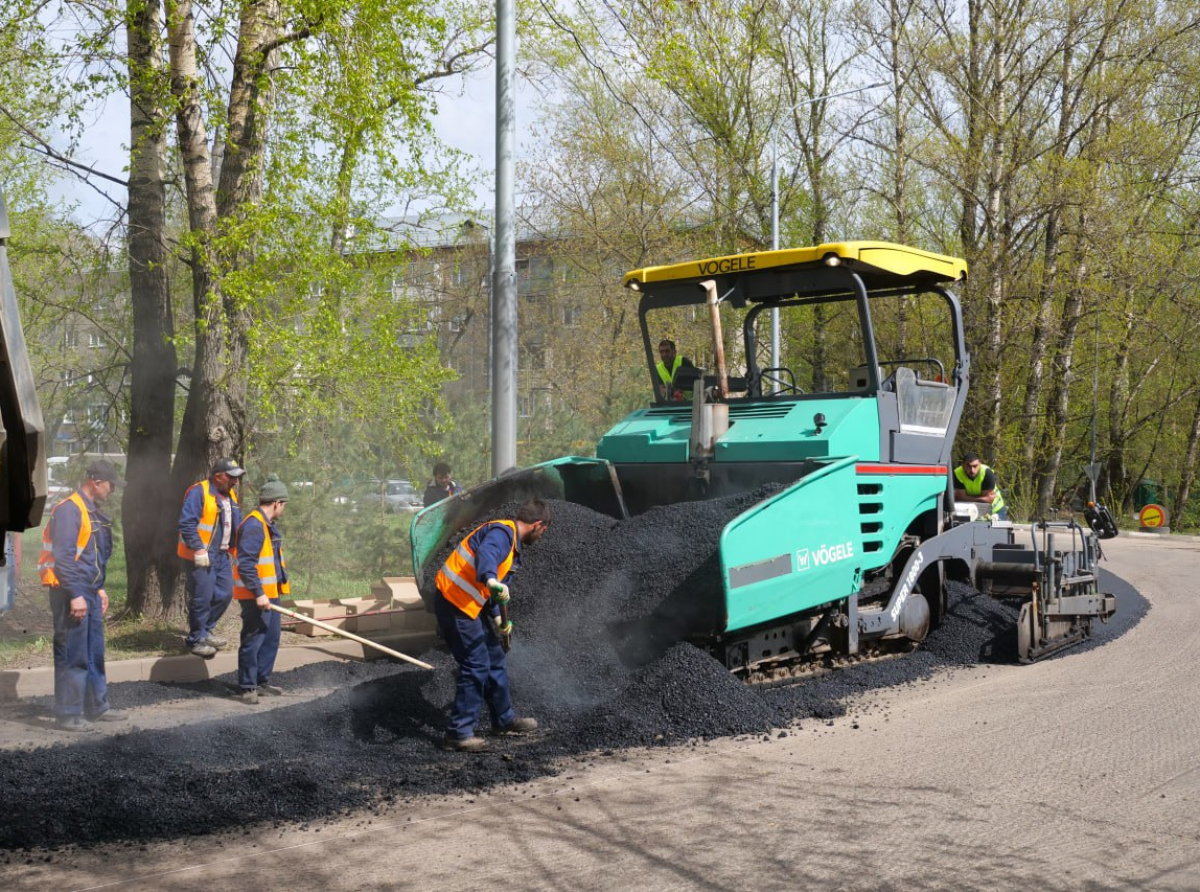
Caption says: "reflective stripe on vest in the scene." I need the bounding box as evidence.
[39,493,92,587]
[232,510,290,600]
[177,479,238,559]
[656,356,683,387]
[954,464,1006,515]
[436,520,518,619]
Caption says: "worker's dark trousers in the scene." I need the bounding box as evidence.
[237,600,281,690]
[434,596,515,739]
[185,550,233,646]
[49,587,111,718]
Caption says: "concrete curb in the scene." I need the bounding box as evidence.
[0,630,439,701]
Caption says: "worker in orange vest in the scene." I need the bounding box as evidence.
[435,499,552,752]
[231,476,290,705]
[177,456,244,657]
[37,459,128,732]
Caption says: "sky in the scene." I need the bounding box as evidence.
[54,62,533,225]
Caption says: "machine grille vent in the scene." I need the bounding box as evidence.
[644,406,691,418]
[727,404,795,419]
[859,489,885,553]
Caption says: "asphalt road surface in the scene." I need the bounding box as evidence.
[3,532,1198,891]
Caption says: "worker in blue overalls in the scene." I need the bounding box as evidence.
[232,476,290,704]
[177,456,244,657]
[38,459,129,732]
[435,499,552,752]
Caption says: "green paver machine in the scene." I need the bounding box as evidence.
[413,242,1116,673]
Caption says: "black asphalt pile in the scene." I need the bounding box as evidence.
[0,496,1148,852]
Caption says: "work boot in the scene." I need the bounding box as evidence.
[56,715,94,733]
[89,709,128,723]
[494,717,538,735]
[258,683,283,696]
[202,635,228,649]
[191,642,217,658]
[443,735,488,753]
[237,689,259,705]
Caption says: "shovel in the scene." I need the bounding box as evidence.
[267,602,434,670]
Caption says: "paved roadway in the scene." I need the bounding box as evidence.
[4,533,1199,891]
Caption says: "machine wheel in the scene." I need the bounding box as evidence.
[919,561,948,629]
[898,588,931,643]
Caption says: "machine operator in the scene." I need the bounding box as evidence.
[655,339,696,401]
[953,452,1007,520]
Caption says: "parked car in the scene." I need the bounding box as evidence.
[356,478,423,514]
[383,479,423,513]
[44,457,73,517]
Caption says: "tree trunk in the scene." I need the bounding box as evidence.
[167,0,279,483]
[124,0,183,617]
[1174,389,1200,523]
[982,87,1006,459]
[1034,228,1088,515]
[1107,290,1135,511]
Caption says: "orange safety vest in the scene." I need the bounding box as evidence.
[232,509,289,600]
[38,493,92,587]
[177,479,238,559]
[436,520,518,619]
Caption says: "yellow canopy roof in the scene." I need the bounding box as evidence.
[624,241,967,293]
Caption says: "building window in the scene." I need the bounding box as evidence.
[518,389,551,418]
[522,344,546,370]
[562,305,582,327]
[449,313,466,333]
[516,258,531,297]
[63,330,79,349]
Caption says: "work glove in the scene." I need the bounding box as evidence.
[193,550,211,569]
[493,615,513,636]
[487,578,510,604]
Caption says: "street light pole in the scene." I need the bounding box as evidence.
[492,0,517,477]
[768,82,887,383]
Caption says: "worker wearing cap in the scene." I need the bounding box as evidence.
[954,452,1008,520]
[178,457,244,657]
[37,459,129,732]
[435,499,552,752]
[231,476,290,704]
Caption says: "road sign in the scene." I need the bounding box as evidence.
[1139,503,1168,530]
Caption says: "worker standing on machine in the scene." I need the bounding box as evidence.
[954,452,1007,520]
[655,339,696,401]
[435,499,552,752]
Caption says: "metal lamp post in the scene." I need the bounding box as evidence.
[492,0,518,477]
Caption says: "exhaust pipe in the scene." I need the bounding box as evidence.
[691,280,731,459]
[698,279,730,400]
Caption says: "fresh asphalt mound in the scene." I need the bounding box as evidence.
[0,498,1148,852]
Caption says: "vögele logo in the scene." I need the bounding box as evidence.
[796,542,855,573]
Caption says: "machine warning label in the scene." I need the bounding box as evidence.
[796,542,855,572]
